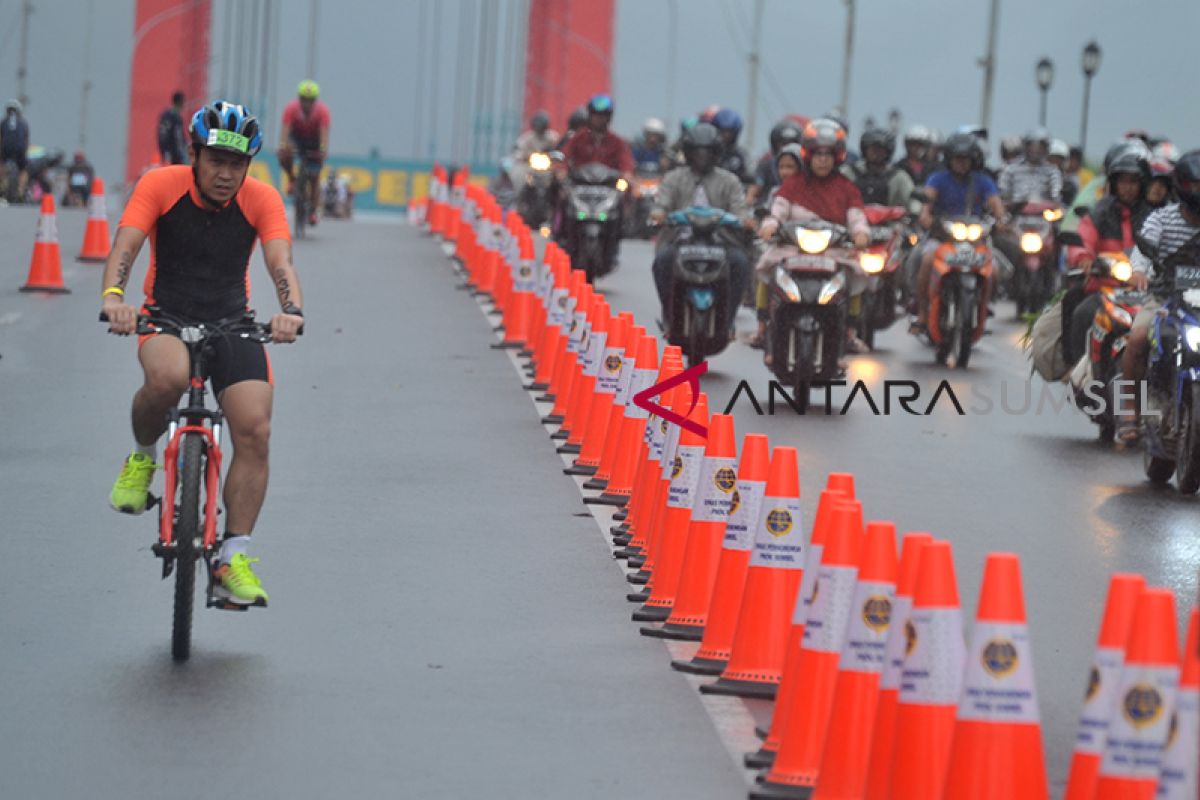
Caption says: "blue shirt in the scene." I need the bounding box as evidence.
[925,169,997,216]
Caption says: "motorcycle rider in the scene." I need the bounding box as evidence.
[631,117,669,171]
[843,127,914,207]
[649,122,751,336]
[555,106,588,150]
[1000,136,1024,167]
[998,127,1063,204]
[1147,160,1176,209]
[910,132,1008,334]
[1,99,30,200]
[896,125,935,185]
[750,144,805,349]
[755,118,872,357]
[748,118,804,206]
[63,151,95,207]
[560,94,633,178]
[711,108,752,184]
[513,110,559,162]
[1061,142,1150,364]
[1118,150,1200,444]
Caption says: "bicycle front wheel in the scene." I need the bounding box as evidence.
[293,177,307,239]
[171,433,204,661]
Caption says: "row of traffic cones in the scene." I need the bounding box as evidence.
[19,177,113,293]
[416,177,1200,800]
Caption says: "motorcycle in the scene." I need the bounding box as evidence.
[660,206,745,368]
[1067,252,1143,441]
[1142,260,1200,493]
[516,151,558,234]
[858,204,910,349]
[23,147,64,204]
[764,219,861,409]
[562,162,627,284]
[1006,200,1064,316]
[61,168,93,208]
[624,163,663,239]
[922,215,995,368]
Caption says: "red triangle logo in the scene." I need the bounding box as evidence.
[632,361,708,438]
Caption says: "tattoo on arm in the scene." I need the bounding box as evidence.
[273,267,292,306]
[115,250,134,289]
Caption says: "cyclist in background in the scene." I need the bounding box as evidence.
[278,80,331,227]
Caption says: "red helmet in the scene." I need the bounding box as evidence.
[699,104,721,123]
[800,118,848,166]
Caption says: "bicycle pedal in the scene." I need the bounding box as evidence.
[146,492,160,509]
[207,598,250,612]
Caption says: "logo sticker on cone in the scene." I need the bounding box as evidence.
[1156,607,1198,800]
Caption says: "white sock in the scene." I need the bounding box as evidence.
[219,535,251,564]
[135,441,157,461]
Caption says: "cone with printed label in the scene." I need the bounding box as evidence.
[1155,607,1198,800]
[887,539,965,800]
[552,289,601,446]
[428,164,446,234]
[810,521,899,800]
[700,447,803,700]
[749,479,857,769]
[673,434,771,674]
[530,248,571,393]
[77,177,111,261]
[1095,587,1181,800]
[863,531,934,800]
[589,322,648,490]
[566,311,629,476]
[561,298,611,454]
[601,344,681,502]
[643,412,737,637]
[1063,572,1147,800]
[21,195,69,293]
[942,553,1048,800]
[542,274,589,422]
[585,334,659,507]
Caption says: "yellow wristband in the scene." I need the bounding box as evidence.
[102,286,124,298]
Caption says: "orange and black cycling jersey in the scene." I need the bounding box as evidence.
[120,165,291,321]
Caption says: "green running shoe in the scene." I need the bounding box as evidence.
[110,452,159,514]
[212,553,269,607]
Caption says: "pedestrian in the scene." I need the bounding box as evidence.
[157,91,188,165]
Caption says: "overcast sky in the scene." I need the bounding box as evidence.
[1,0,1195,185]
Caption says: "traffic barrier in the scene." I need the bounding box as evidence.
[543,275,589,425]
[625,379,687,589]
[1095,587,1180,799]
[561,298,611,455]
[588,323,648,492]
[553,289,601,448]
[1063,572,1146,800]
[863,531,933,800]
[529,247,570,393]
[672,433,770,674]
[584,333,660,507]
[20,195,69,294]
[887,539,965,800]
[943,552,1048,799]
[752,499,866,798]
[700,446,804,700]
[811,521,898,800]
[1155,606,1198,800]
[566,311,631,476]
[641,411,736,636]
[750,479,856,769]
[77,177,111,262]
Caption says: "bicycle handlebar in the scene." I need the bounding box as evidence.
[99,310,302,341]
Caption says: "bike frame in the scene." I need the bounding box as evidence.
[158,385,223,551]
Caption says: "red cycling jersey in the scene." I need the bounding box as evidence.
[281,99,331,146]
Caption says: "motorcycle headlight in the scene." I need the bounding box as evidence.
[538,225,551,238]
[946,222,969,241]
[1020,232,1043,253]
[528,152,551,171]
[1186,327,1200,352]
[860,252,885,274]
[774,267,801,302]
[967,223,983,241]
[1042,207,1063,222]
[796,228,833,254]
[1109,258,1132,283]
[616,178,629,192]
[818,272,846,305]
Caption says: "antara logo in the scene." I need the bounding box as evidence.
[632,362,710,438]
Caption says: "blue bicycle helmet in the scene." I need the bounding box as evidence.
[711,108,744,140]
[587,94,614,116]
[189,100,264,157]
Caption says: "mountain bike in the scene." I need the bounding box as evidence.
[293,157,323,239]
[100,306,299,660]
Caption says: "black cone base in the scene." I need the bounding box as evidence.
[490,341,524,350]
[626,588,650,602]
[613,509,628,521]
[631,604,670,623]
[609,523,629,536]
[641,621,704,641]
[551,429,570,440]
[557,443,581,455]
[743,747,776,770]
[698,677,779,700]
[626,569,649,585]
[582,493,629,507]
[670,655,728,676]
[563,463,598,476]
[747,780,811,800]
[583,477,609,491]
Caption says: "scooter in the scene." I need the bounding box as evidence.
[516,150,557,234]
[562,162,627,284]
[1007,200,1064,316]
[922,215,995,368]
[660,206,745,368]
[624,163,663,239]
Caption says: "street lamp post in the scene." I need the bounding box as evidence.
[1080,40,1101,157]
[1035,57,1053,127]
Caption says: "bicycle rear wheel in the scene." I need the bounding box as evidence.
[171,433,204,661]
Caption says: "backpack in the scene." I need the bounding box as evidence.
[1027,299,1070,381]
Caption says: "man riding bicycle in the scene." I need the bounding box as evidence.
[101,100,304,607]
[278,80,331,227]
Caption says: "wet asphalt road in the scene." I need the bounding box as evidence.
[0,204,1196,797]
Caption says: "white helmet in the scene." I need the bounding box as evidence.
[1048,139,1069,159]
[643,117,666,137]
[904,124,931,145]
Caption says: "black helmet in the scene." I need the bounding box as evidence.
[860,127,895,161]
[943,133,976,166]
[682,122,721,173]
[1174,150,1200,214]
[531,110,550,134]
[769,120,803,153]
[587,93,614,117]
[567,107,587,131]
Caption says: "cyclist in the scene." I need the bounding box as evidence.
[277,80,331,227]
[100,100,304,607]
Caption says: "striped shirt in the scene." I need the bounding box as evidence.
[997,159,1062,203]
[1131,204,1200,297]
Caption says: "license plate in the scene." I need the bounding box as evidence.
[679,244,725,260]
[946,249,982,268]
[785,254,836,270]
[1176,266,1200,290]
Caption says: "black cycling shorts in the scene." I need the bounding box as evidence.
[140,321,273,397]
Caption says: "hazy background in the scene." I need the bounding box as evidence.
[0,0,1195,185]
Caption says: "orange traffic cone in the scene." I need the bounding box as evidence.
[1063,572,1147,800]
[642,411,736,635]
[77,177,111,262]
[887,539,965,800]
[1156,606,1198,799]
[811,521,899,800]
[21,195,69,294]
[1095,587,1181,800]
[700,446,804,700]
[943,553,1049,799]
[863,531,933,800]
[567,312,630,476]
[751,478,856,769]
[588,323,647,490]
[586,334,659,507]
[561,298,611,454]
[754,499,866,797]
[672,433,771,674]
